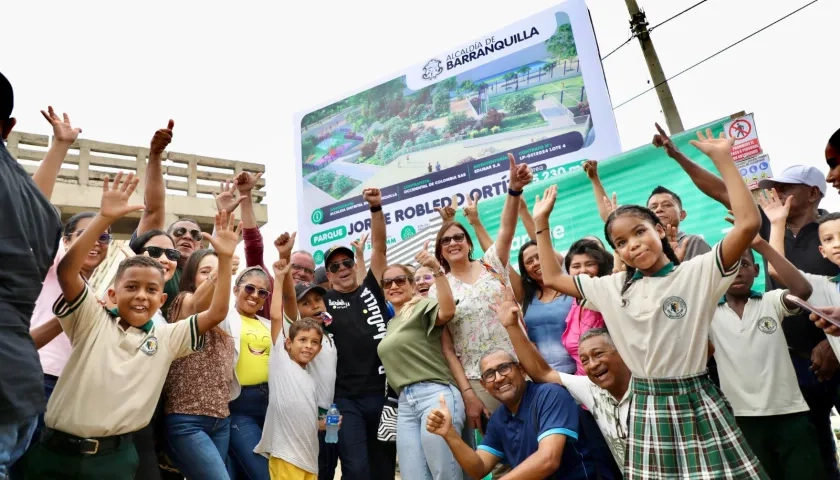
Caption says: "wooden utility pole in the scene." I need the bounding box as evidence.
[624,0,685,134]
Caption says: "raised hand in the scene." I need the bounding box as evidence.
[489,286,520,328]
[665,224,686,262]
[235,171,263,195]
[415,240,440,272]
[273,258,293,278]
[434,194,458,222]
[150,120,174,155]
[231,254,241,275]
[532,184,558,222]
[688,128,735,160]
[274,232,297,261]
[758,188,790,225]
[582,160,599,180]
[652,123,679,157]
[351,232,369,254]
[463,192,480,223]
[40,106,81,144]
[207,210,241,258]
[508,152,534,192]
[215,179,244,214]
[363,188,382,207]
[426,394,453,438]
[99,172,144,220]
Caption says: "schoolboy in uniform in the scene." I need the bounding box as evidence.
[711,238,824,479]
[25,173,238,479]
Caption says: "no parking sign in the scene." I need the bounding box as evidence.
[724,114,762,161]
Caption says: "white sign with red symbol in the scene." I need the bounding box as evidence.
[736,153,773,190]
[724,114,762,161]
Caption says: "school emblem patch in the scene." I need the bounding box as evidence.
[141,336,158,356]
[662,296,687,319]
[758,317,778,334]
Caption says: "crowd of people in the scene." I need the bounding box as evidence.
[5,67,840,480]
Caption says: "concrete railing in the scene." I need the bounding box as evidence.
[7,131,269,234]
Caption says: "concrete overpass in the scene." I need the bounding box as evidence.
[7,131,268,239]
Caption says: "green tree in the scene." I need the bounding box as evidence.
[502,93,535,115]
[518,66,531,84]
[389,124,411,147]
[546,24,577,60]
[440,77,458,92]
[503,72,518,90]
[446,112,473,135]
[459,80,475,94]
[433,90,450,116]
[333,175,353,196]
[301,135,319,162]
[542,61,557,79]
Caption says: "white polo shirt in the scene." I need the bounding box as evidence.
[802,273,840,360]
[47,287,204,437]
[575,242,738,378]
[559,373,629,468]
[711,289,808,417]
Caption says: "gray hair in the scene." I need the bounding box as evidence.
[479,349,518,370]
[579,328,614,347]
[291,250,314,260]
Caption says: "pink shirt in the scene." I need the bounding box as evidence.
[30,247,72,377]
[561,299,606,376]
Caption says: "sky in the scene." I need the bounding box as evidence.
[4,0,837,263]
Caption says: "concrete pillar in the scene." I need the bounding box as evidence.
[78,143,91,186]
[164,213,181,230]
[187,156,198,197]
[135,148,148,195]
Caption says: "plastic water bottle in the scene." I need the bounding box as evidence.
[325,404,340,443]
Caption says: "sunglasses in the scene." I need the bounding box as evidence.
[171,227,203,242]
[292,263,315,276]
[142,246,181,262]
[440,233,466,246]
[68,229,112,245]
[480,361,518,383]
[327,258,355,273]
[414,274,434,283]
[828,157,838,170]
[243,284,270,299]
[381,275,410,289]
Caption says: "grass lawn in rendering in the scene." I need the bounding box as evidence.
[306,170,362,199]
[487,75,585,111]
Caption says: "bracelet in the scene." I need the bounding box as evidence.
[535,228,550,235]
[462,387,473,393]
[433,270,446,278]
[370,204,383,213]
[508,188,523,197]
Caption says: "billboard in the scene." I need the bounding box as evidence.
[293,0,621,265]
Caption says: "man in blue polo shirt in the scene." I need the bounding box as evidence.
[427,349,610,479]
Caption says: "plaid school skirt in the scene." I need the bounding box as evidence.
[626,372,768,479]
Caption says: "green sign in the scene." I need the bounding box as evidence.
[311,226,347,246]
[456,115,765,290]
[401,225,417,241]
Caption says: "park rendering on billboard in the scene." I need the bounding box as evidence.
[292,0,621,265]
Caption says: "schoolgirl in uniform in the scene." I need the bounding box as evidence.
[531,130,767,479]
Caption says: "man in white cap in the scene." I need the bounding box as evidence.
[755,166,840,480]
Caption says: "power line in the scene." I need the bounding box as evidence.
[648,0,710,32]
[613,0,820,110]
[601,36,633,60]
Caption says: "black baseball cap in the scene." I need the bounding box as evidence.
[324,245,354,266]
[314,266,328,285]
[295,282,326,301]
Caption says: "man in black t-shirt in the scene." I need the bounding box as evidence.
[323,187,396,480]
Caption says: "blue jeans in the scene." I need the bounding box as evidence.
[335,394,397,480]
[790,351,840,480]
[397,382,465,480]
[228,385,269,480]
[165,414,231,480]
[0,415,37,479]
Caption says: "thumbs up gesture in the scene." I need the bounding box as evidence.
[426,393,453,438]
[150,119,175,155]
[415,240,441,272]
[507,152,533,192]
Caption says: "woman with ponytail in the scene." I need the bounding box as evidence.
[529,130,767,479]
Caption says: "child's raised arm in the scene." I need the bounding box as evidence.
[582,160,614,223]
[494,153,533,267]
[689,129,760,269]
[757,189,790,282]
[194,210,238,335]
[57,172,144,302]
[274,232,299,321]
[270,259,294,344]
[752,237,812,304]
[532,185,582,299]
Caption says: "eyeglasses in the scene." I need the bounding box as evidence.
[292,263,315,276]
[171,227,203,242]
[614,403,627,440]
[414,274,434,283]
[480,361,518,383]
[243,284,270,299]
[68,229,112,245]
[142,246,181,262]
[440,233,466,246]
[327,258,355,273]
[381,275,410,289]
